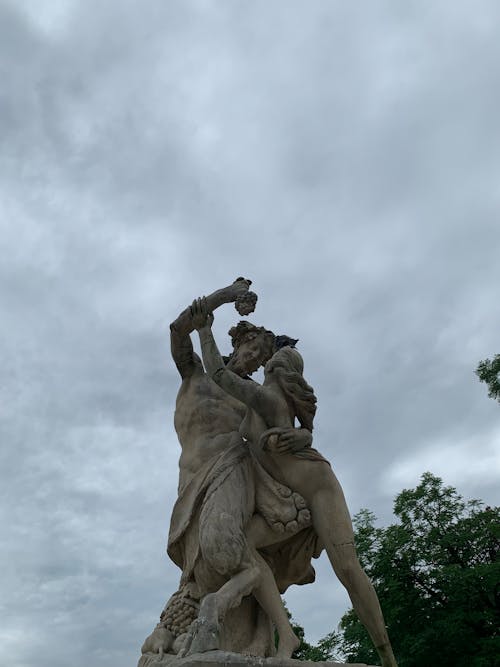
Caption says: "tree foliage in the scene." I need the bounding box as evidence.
[334,473,500,667]
[292,628,342,662]
[476,355,500,403]
[281,604,342,662]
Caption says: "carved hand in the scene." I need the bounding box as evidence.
[190,297,214,331]
[171,277,255,337]
[274,428,312,454]
[231,276,252,298]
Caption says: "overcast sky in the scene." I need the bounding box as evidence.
[1,1,499,666]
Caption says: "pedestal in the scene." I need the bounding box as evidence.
[139,649,377,667]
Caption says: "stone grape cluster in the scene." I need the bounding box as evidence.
[160,589,199,638]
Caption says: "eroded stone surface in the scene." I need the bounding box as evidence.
[139,278,398,667]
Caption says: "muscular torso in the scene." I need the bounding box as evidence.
[174,368,247,491]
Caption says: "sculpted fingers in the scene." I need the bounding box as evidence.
[267,427,287,437]
[234,276,252,288]
[261,427,288,452]
[276,428,312,453]
[275,430,296,453]
[191,297,210,329]
[200,296,214,326]
[276,442,293,454]
[190,298,201,317]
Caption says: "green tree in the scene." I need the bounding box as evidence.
[279,602,342,662]
[335,473,500,667]
[293,628,342,662]
[476,355,500,403]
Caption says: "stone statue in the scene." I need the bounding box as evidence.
[139,279,398,667]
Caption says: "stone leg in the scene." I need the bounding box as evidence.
[260,454,398,667]
[310,485,397,667]
[251,551,300,658]
[187,554,260,655]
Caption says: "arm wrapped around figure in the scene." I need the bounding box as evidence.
[195,314,264,409]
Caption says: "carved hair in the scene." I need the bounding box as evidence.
[269,347,317,431]
[228,321,276,364]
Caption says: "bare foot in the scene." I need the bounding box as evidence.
[377,642,398,667]
[276,630,300,659]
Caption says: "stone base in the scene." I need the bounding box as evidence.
[139,649,377,667]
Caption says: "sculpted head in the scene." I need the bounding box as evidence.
[264,346,304,376]
[264,346,317,431]
[226,321,275,376]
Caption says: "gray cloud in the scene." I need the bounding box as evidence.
[1,1,499,663]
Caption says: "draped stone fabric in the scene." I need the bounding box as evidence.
[168,437,322,595]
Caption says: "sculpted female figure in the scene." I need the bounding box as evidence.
[193,299,398,667]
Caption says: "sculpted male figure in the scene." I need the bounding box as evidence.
[164,278,311,657]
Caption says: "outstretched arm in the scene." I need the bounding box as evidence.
[192,299,265,409]
[170,277,252,379]
[170,277,252,337]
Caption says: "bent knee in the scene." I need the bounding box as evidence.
[244,563,263,589]
[331,545,366,586]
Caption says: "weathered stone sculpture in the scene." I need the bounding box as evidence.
[139,279,398,667]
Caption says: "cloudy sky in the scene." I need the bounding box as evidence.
[1,1,499,665]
